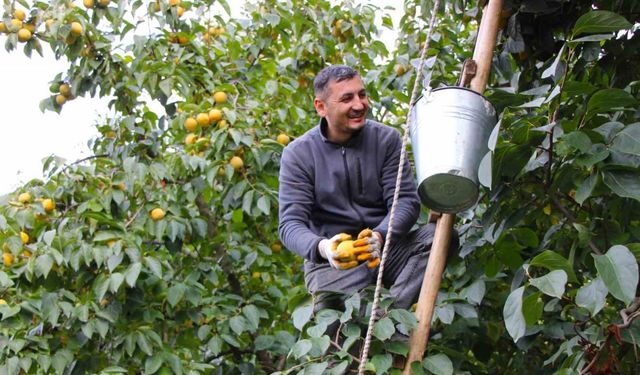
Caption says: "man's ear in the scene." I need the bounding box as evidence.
[314,98,326,117]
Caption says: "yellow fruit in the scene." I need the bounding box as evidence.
[217,120,228,130]
[84,0,95,8]
[3,253,14,267]
[208,109,222,123]
[117,182,126,191]
[176,6,184,17]
[14,9,26,21]
[22,250,32,258]
[107,240,116,247]
[24,23,35,33]
[18,192,32,204]
[213,91,227,103]
[0,299,7,305]
[100,298,109,307]
[276,133,290,146]
[45,19,54,30]
[177,35,187,44]
[20,232,29,244]
[150,208,166,221]
[70,21,83,36]
[202,32,210,42]
[229,156,244,170]
[59,83,71,97]
[271,243,282,253]
[394,63,407,76]
[252,271,261,279]
[42,198,55,212]
[184,133,197,145]
[184,117,198,131]
[196,113,210,127]
[9,19,22,32]
[105,131,116,138]
[153,1,161,11]
[98,0,110,6]
[168,0,180,6]
[55,95,67,106]
[0,22,7,33]
[196,137,209,147]
[17,28,31,42]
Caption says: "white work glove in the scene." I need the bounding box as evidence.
[318,233,359,270]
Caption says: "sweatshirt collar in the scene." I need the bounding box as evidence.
[318,117,365,147]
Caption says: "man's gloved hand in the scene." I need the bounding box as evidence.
[318,233,359,270]
[353,228,383,268]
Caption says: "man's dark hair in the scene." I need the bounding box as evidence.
[313,65,360,99]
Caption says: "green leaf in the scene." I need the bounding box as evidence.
[461,280,486,305]
[594,245,639,305]
[254,335,274,351]
[291,339,312,359]
[503,286,526,342]
[167,284,186,307]
[144,257,162,278]
[125,263,142,287]
[229,315,246,335]
[522,292,544,326]
[587,89,637,116]
[144,354,162,374]
[242,305,260,332]
[530,250,578,282]
[575,174,598,205]
[109,273,125,293]
[603,171,640,202]
[389,309,418,330]
[373,317,395,341]
[136,332,153,356]
[529,270,567,298]
[423,353,453,375]
[610,123,640,156]
[576,277,608,316]
[304,362,329,375]
[257,195,270,215]
[326,361,349,375]
[292,304,313,331]
[370,353,393,374]
[562,131,592,153]
[572,10,632,36]
[42,230,56,246]
[35,254,54,279]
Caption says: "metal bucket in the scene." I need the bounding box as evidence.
[410,87,497,213]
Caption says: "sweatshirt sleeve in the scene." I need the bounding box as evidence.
[278,144,326,263]
[372,130,420,241]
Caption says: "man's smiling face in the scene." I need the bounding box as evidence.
[314,76,369,140]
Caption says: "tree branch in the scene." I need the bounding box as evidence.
[195,194,243,296]
[548,193,602,255]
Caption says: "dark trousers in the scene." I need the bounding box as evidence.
[305,223,458,311]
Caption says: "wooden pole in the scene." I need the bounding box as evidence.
[403,0,503,372]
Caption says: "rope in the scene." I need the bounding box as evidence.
[357,1,442,373]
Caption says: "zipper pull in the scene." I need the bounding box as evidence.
[341,147,345,155]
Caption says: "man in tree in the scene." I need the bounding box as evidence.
[278,65,457,315]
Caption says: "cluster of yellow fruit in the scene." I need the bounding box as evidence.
[202,25,225,42]
[82,0,111,9]
[0,9,34,42]
[3,230,33,267]
[183,91,230,155]
[154,0,184,17]
[53,83,74,106]
[16,192,55,213]
[393,63,412,76]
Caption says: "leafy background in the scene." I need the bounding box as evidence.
[0,0,638,374]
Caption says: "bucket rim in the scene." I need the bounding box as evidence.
[412,85,497,114]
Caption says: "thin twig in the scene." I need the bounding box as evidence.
[548,193,602,255]
[60,154,110,174]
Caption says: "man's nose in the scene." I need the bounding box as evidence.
[352,98,366,110]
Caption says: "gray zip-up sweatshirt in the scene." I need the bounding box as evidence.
[278,118,421,264]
